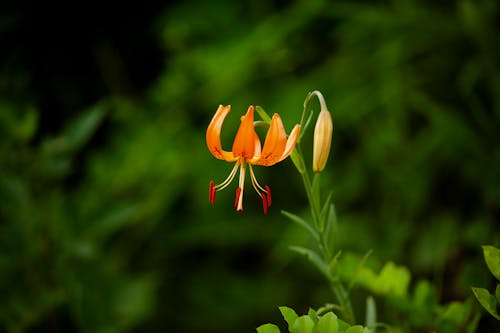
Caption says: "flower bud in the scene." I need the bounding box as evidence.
[313,109,333,173]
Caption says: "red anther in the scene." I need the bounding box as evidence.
[261,195,268,214]
[209,180,216,205]
[234,187,242,209]
[265,185,272,207]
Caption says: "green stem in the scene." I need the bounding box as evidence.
[332,282,355,324]
[299,157,320,229]
[293,143,355,324]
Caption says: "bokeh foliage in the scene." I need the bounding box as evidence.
[0,0,499,332]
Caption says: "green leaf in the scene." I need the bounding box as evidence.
[282,210,319,241]
[65,105,107,153]
[337,319,352,331]
[440,299,475,325]
[289,246,330,279]
[439,298,481,331]
[412,280,437,309]
[256,106,272,124]
[301,109,314,140]
[317,312,338,333]
[15,109,38,141]
[320,192,333,224]
[329,251,342,279]
[291,315,314,333]
[482,245,500,281]
[111,276,157,330]
[371,262,410,296]
[85,205,139,239]
[344,326,369,333]
[42,105,106,158]
[472,287,500,320]
[411,280,437,324]
[345,251,374,292]
[257,323,281,333]
[324,204,338,253]
[280,306,299,330]
[290,149,306,174]
[299,92,315,142]
[496,284,500,304]
[308,308,319,324]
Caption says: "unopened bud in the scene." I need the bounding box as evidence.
[313,109,333,173]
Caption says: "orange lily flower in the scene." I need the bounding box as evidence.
[207,105,300,213]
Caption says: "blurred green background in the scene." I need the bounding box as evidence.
[0,0,499,332]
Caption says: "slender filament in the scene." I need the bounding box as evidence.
[214,162,240,191]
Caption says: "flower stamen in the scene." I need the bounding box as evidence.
[209,180,216,204]
[249,164,272,214]
[209,162,240,205]
[265,185,272,207]
[235,162,246,211]
[234,187,242,209]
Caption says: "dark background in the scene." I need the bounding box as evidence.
[0,0,499,332]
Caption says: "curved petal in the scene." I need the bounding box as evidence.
[232,106,261,159]
[278,124,301,162]
[250,114,287,166]
[206,105,238,162]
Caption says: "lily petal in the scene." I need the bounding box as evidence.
[250,113,287,166]
[279,124,301,162]
[206,105,238,162]
[232,106,261,159]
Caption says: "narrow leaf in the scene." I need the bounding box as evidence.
[290,246,330,279]
[348,250,373,292]
[299,92,315,142]
[329,251,342,279]
[256,106,272,124]
[63,105,106,153]
[282,210,319,241]
[324,204,338,252]
[300,109,315,142]
[320,191,333,223]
